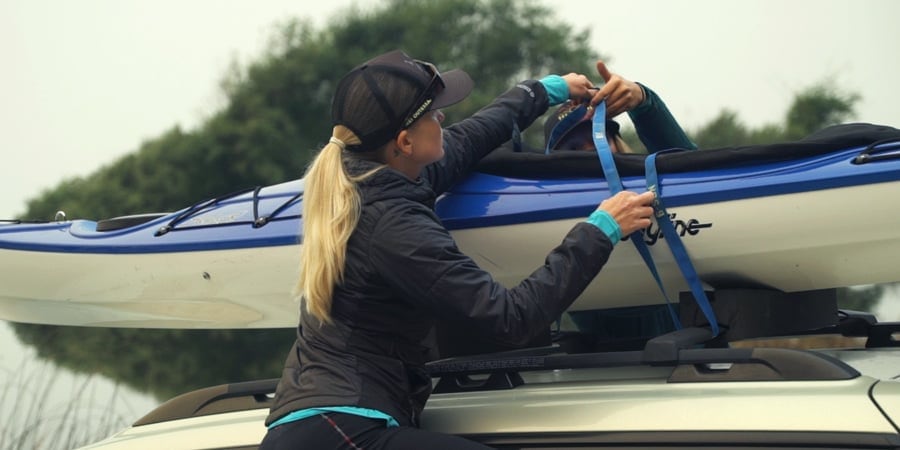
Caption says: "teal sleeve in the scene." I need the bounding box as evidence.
[539,75,569,105]
[585,209,621,245]
[628,83,697,153]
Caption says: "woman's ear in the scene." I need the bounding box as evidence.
[393,129,414,158]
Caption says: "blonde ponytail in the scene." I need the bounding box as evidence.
[296,126,383,323]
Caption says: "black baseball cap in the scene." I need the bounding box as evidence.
[544,101,620,151]
[332,50,474,152]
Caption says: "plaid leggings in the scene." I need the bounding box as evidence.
[259,412,492,450]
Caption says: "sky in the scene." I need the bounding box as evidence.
[1,0,899,220]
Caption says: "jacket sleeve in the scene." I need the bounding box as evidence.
[629,83,698,153]
[424,79,551,196]
[367,205,614,347]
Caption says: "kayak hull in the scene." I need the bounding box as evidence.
[2,179,898,328]
[3,129,900,328]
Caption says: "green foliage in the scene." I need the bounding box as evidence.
[784,81,860,140]
[691,79,859,149]
[12,324,295,400]
[837,285,884,314]
[690,109,785,148]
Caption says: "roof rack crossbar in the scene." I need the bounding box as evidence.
[642,327,715,364]
[428,327,861,393]
[133,378,279,426]
[866,321,900,348]
[668,348,860,382]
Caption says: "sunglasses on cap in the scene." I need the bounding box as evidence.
[400,60,446,129]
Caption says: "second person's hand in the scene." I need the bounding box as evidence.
[589,61,645,118]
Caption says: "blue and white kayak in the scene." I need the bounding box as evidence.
[2,123,899,328]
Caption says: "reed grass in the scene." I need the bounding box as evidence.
[0,357,136,450]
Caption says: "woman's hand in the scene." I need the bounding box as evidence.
[560,72,596,104]
[589,61,645,117]
[597,190,655,236]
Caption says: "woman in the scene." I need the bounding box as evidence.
[260,49,655,449]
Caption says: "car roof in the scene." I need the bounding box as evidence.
[80,306,900,450]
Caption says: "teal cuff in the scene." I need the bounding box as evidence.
[539,75,569,105]
[586,209,621,245]
[268,406,400,429]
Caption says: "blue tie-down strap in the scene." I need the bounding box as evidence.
[591,103,681,330]
[645,151,720,337]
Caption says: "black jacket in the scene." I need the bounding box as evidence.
[266,80,615,427]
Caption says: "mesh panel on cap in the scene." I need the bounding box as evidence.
[332,66,423,153]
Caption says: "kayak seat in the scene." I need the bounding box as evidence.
[96,213,171,232]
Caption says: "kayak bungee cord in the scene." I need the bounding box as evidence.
[0,210,69,225]
[154,185,302,236]
[252,188,303,229]
[852,139,900,164]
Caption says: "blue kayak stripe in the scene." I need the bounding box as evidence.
[2,145,899,254]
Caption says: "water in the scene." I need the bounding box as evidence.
[0,322,158,450]
[874,284,900,321]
